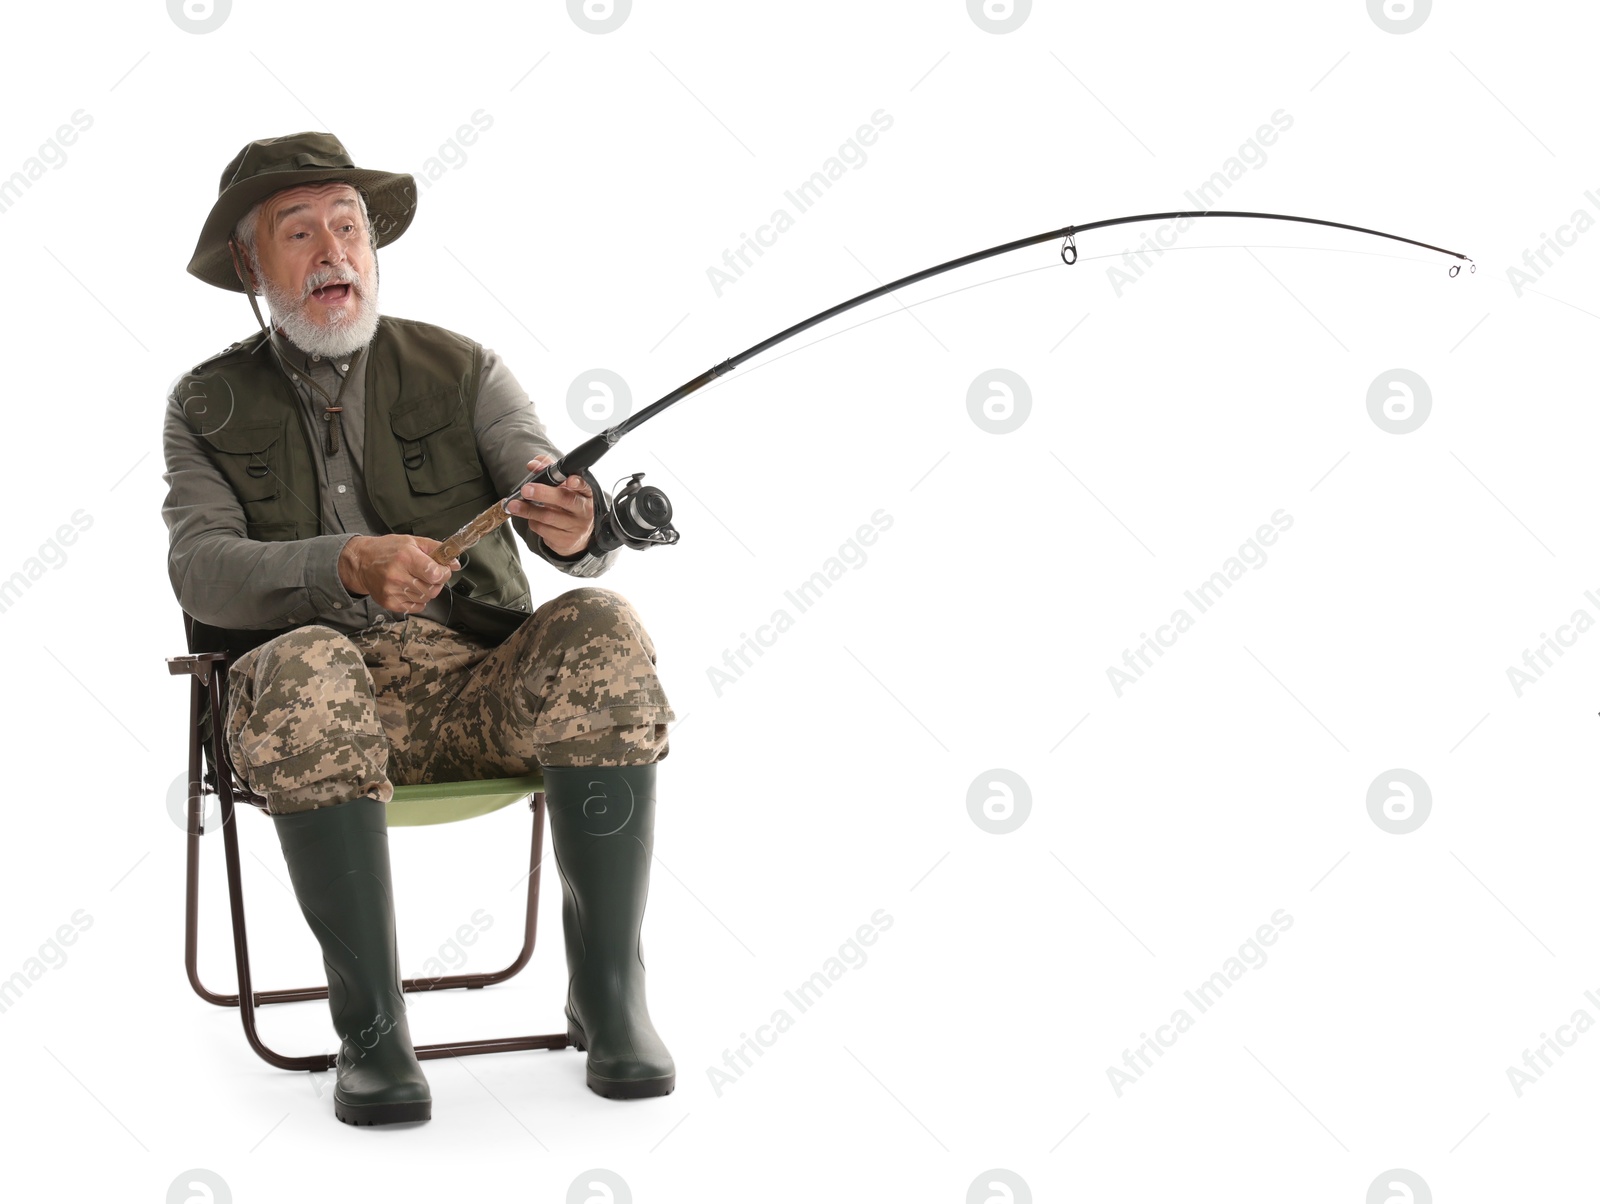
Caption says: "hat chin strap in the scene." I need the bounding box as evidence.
[225,235,341,410]
[227,237,274,338]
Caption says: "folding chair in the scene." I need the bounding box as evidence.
[166,612,572,1071]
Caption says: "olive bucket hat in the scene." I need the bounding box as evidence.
[186,130,417,292]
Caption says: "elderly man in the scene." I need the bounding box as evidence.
[162,132,677,1125]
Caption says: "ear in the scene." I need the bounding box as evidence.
[227,237,260,295]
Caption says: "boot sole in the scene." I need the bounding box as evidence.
[335,1096,432,1126]
[568,1018,676,1099]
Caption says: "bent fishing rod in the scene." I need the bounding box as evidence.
[431,209,1474,565]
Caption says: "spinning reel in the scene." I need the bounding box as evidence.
[576,470,679,554]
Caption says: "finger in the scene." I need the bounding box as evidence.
[402,549,450,584]
[521,509,583,543]
[414,554,460,573]
[411,537,462,572]
[412,547,451,581]
[520,482,579,513]
[524,515,578,545]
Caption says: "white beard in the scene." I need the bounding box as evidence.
[263,256,381,359]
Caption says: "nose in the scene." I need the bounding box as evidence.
[311,226,346,266]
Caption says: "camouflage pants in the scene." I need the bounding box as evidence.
[224,587,674,815]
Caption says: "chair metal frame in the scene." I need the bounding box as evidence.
[167,618,571,1072]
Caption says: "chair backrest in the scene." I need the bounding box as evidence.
[182,611,280,809]
[184,612,287,663]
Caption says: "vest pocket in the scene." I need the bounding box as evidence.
[199,420,283,504]
[389,390,483,495]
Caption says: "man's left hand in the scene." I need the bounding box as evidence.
[508,454,595,557]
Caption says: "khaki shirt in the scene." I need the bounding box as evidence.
[162,327,618,634]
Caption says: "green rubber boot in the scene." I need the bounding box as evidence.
[542,763,676,1099]
[272,797,432,1125]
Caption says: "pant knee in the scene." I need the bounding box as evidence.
[508,587,675,758]
[540,587,651,646]
[249,624,366,686]
[528,587,664,691]
[225,625,390,813]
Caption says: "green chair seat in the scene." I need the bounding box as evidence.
[385,773,544,827]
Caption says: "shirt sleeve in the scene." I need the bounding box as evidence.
[160,388,364,629]
[472,347,621,579]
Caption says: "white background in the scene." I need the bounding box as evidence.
[0,1,1593,1200]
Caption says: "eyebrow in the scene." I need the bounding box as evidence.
[270,195,359,232]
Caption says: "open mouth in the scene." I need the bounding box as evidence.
[309,282,353,305]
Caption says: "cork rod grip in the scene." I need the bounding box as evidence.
[430,499,511,565]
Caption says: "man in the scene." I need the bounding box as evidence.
[162,132,677,1125]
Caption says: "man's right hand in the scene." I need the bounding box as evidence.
[338,535,461,614]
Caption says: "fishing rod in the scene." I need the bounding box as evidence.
[431,209,1474,565]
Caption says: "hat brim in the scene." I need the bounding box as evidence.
[186,166,416,293]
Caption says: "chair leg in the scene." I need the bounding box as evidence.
[389,791,549,996]
[205,766,570,1068]
[185,674,241,1007]
[216,768,328,1070]
[190,790,552,1006]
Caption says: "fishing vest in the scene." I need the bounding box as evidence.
[177,315,534,651]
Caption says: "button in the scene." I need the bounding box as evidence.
[339,363,349,372]
[312,354,321,361]
[290,373,299,382]
[337,484,347,494]
[333,601,343,609]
